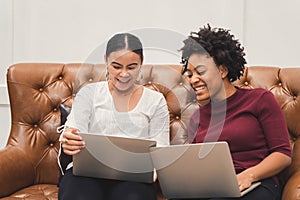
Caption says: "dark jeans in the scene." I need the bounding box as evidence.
[58,168,157,200]
[172,178,281,200]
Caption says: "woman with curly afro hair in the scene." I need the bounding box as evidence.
[178,25,291,200]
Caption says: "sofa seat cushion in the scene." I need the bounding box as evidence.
[1,184,58,200]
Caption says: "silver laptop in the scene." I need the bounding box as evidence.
[149,142,261,199]
[73,133,156,183]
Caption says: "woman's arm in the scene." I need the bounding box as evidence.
[148,95,170,147]
[238,91,292,191]
[237,152,291,191]
[59,84,95,155]
[148,93,170,182]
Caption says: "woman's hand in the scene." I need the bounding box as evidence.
[60,128,85,155]
[153,168,158,182]
[236,152,291,191]
[236,171,255,191]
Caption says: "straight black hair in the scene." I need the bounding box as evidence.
[105,33,143,62]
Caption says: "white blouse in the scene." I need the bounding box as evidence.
[65,81,170,146]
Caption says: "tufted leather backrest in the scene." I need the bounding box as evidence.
[7,63,106,184]
[6,63,197,185]
[6,63,300,186]
[233,66,300,181]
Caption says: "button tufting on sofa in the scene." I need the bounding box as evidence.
[1,63,300,200]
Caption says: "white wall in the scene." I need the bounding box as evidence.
[244,0,300,67]
[0,0,13,148]
[1,0,300,149]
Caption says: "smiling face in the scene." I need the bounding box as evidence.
[184,53,228,103]
[105,49,142,95]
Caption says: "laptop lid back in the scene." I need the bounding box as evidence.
[73,133,156,183]
[150,142,242,198]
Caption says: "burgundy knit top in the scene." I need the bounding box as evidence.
[188,87,292,174]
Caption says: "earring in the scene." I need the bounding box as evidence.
[136,71,143,83]
[105,68,109,81]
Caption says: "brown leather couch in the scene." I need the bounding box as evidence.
[0,63,299,200]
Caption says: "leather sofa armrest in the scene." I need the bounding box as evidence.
[282,171,300,200]
[0,146,35,197]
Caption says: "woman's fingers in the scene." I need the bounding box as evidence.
[237,172,255,191]
[61,128,85,155]
[238,182,251,192]
[64,129,82,141]
[63,148,81,156]
[153,169,158,182]
[62,143,81,154]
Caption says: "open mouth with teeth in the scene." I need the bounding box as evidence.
[193,84,207,95]
[117,78,131,84]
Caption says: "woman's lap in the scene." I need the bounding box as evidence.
[58,168,157,200]
[172,178,281,200]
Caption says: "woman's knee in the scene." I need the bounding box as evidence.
[58,169,105,200]
[109,181,157,200]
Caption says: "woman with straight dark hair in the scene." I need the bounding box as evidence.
[58,33,169,200]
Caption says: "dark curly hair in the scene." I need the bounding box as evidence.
[180,24,246,82]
